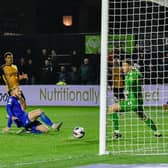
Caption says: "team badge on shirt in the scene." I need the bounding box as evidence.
[7,98,13,105]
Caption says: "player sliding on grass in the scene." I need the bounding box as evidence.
[3,86,63,134]
[108,59,162,138]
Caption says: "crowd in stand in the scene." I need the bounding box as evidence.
[40,54,98,85]
[0,48,99,85]
[109,44,168,86]
[1,44,168,85]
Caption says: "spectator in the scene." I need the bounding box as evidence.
[50,49,56,57]
[56,66,68,84]
[41,48,48,58]
[40,48,49,70]
[79,58,92,85]
[25,58,36,84]
[18,57,27,84]
[69,66,79,84]
[41,59,54,84]
[108,50,115,88]
[25,48,33,59]
[112,58,125,102]
[18,57,26,73]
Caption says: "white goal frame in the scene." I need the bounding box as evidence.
[99,0,168,155]
[99,0,109,155]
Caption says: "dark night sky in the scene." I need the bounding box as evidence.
[0,0,101,34]
[0,0,167,35]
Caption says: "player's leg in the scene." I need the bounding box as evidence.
[108,99,136,138]
[30,120,49,133]
[108,103,121,138]
[119,88,125,100]
[108,103,120,112]
[22,120,48,134]
[113,88,119,103]
[28,109,63,131]
[35,124,49,133]
[136,106,162,137]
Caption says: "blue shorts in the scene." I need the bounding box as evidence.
[14,113,29,127]
[25,120,42,134]
[17,114,42,133]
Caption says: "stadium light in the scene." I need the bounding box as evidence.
[62,15,73,26]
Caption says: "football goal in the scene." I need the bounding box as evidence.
[99,0,168,155]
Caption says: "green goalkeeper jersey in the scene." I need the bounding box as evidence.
[120,68,143,111]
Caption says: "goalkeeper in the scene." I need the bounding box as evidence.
[108,59,162,138]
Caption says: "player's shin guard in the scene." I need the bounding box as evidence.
[40,112,53,127]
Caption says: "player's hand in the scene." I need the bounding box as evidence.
[20,73,28,80]
[23,73,28,79]
[12,116,18,121]
[2,127,10,133]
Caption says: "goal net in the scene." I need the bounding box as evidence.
[99,0,168,155]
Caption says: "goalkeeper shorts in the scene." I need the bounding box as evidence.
[119,99,141,112]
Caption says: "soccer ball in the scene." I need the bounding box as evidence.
[73,127,85,138]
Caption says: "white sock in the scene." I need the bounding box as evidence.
[51,123,56,129]
[114,130,120,134]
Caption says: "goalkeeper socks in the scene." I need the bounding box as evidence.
[112,112,119,131]
[40,112,53,127]
[144,118,157,132]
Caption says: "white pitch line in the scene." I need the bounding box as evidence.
[0,154,92,168]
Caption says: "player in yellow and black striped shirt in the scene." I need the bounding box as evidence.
[0,52,28,110]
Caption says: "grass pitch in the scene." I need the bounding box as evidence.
[0,106,167,168]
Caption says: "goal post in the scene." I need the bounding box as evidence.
[99,0,168,155]
[99,0,109,155]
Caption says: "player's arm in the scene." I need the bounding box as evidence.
[0,66,8,84]
[13,65,28,81]
[112,68,117,85]
[3,98,15,133]
[133,70,142,85]
[2,74,7,84]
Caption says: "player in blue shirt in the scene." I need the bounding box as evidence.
[3,86,63,134]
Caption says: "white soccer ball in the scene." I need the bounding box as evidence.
[73,127,85,138]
